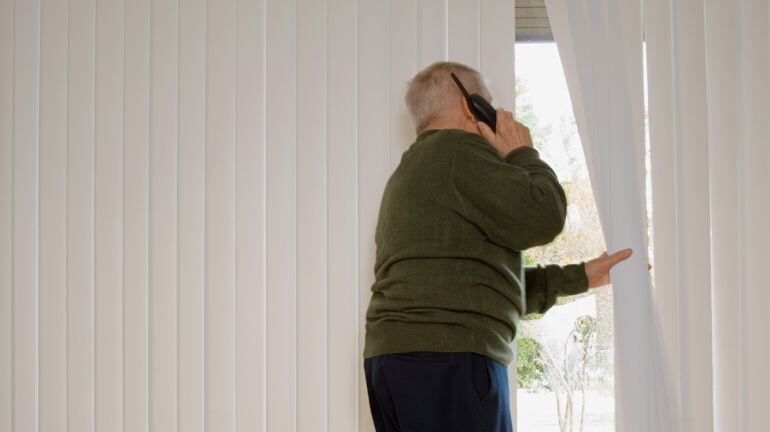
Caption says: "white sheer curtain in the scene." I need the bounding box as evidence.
[543,0,669,431]
[645,0,770,431]
[545,0,770,431]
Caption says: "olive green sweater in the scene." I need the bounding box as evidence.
[362,128,590,366]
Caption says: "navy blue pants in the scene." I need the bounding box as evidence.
[364,352,513,432]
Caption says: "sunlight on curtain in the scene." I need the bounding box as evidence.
[543,1,664,431]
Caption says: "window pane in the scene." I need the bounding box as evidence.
[514,42,614,432]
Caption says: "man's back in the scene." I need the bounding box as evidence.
[363,128,571,366]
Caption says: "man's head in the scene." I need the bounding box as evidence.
[405,61,493,134]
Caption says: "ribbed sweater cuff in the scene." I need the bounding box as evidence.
[550,261,590,296]
[504,146,540,164]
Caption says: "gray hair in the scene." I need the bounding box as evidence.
[404,61,492,134]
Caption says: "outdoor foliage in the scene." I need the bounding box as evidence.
[515,74,615,430]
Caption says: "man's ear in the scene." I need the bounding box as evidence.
[459,96,475,122]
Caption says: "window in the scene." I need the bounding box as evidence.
[514,42,614,432]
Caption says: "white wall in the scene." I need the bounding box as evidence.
[0,0,514,430]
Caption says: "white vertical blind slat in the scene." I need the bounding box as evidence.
[448,0,480,68]
[607,2,656,429]
[296,0,329,430]
[0,0,13,428]
[327,0,358,430]
[205,0,238,429]
[39,0,68,428]
[148,0,178,429]
[123,0,151,430]
[703,0,740,430]
[669,2,714,430]
[178,0,206,431]
[643,0,681,428]
[388,0,418,167]
[480,0,515,109]
[94,0,125,429]
[418,0,448,68]
[357,1,390,430]
[68,0,96,429]
[266,0,298,429]
[739,1,770,430]
[235,1,266,430]
[13,1,41,430]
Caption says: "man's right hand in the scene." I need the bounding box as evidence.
[476,108,534,159]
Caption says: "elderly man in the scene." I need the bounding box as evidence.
[362,61,636,431]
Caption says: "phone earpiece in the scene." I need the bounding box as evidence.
[468,95,497,133]
[450,72,497,133]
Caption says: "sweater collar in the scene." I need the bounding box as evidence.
[416,128,477,142]
[416,129,441,142]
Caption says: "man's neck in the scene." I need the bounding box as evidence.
[420,118,478,135]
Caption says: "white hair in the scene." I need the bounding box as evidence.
[404,61,492,134]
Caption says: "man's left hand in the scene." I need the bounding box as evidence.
[585,248,652,289]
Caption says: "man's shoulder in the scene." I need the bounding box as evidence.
[412,128,492,156]
[417,128,485,143]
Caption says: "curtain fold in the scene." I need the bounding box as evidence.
[544,0,670,431]
[645,0,770,430]
[547,0,770,430]
[645,0,714,431]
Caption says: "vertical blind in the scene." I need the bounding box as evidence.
[0,0,515,431]
[644,0,770,430]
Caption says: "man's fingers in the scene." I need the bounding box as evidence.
[476,121,496,143]
[607,248,633,267]
[515,124,530,147]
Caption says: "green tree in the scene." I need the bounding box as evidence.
[516,337,546,389]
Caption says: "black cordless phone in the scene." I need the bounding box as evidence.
[450,72,497,133]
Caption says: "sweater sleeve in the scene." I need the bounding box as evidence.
[523,262,590,316]
[450,136,568,251]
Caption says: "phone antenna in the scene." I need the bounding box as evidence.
[450,72,472,99]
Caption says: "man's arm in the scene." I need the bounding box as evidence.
[451,135,568,251]
[523,262,590,316]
